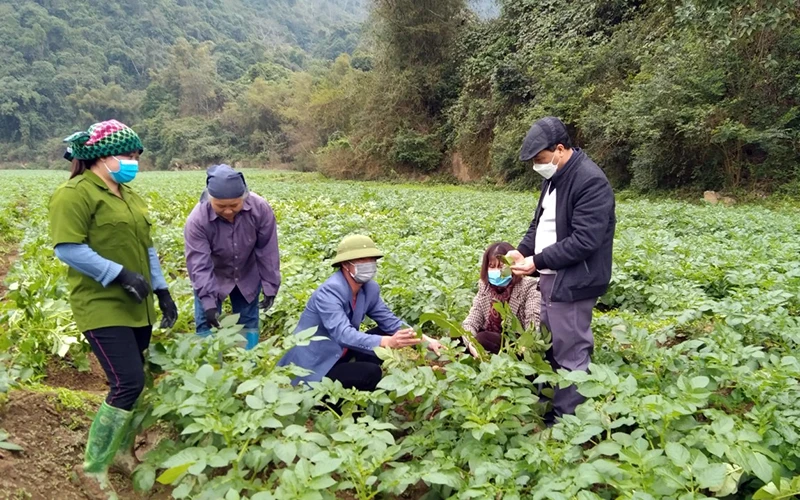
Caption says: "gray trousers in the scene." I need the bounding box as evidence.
[538,273,596,418]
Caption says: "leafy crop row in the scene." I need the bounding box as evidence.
[1,171,799,499]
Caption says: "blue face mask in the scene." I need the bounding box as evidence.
[105,156,139,184]
[487,269,512,287]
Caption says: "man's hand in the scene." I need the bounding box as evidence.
[204,308,220,328]
[511,255,536,276]
[505,250,524,265]
[259,295,275,311]
[381,328,422,349]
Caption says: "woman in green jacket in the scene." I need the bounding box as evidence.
[49,120,178,499]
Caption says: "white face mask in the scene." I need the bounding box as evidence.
[533,151,560,179]
[348,262,377,284]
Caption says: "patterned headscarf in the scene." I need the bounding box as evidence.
[63,120,143,161]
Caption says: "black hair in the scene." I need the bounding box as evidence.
[69,158,97,179]
[545,135,573,151]
[479,241,521,286]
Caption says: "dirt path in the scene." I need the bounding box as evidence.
[0,389,170,500]
[45,356,109,393]
[0,247,18,297]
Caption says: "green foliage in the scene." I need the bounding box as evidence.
[389,129,443,172]
[447,0,800,190]
[1,170,800,497]
[0,428,23,452]
[0,0,367,162]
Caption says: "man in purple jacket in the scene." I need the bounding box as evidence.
[184,165,281,349]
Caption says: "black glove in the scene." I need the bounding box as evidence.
[204,308,220,328]
[155,289,178,329]
[259,295,275,311]
[114,268,151,303]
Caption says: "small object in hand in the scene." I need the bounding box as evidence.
[204,308,220,328]
[259,295,275,311]
[113,268,151,303]
[498,255,515,266]
[155,289,178,328]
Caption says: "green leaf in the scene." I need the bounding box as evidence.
[157,462,192,484]
[747,452,774,484]
[690,376,709,390]
[251,493,276,500]
[246,394,265,410]
[181,423,204,435]
[570,425,603,445]
[275,441,297,464]
[188,459,207,475]
[311,455,343,477]
[195,364,214,383]
[220,314,240,328]
[274,403,299,416]
[261,417,283,428]
[132,464,156,492]
[666,442,690,467]
[576,381,606,398]
[422,471,463,489]
[711,415,735,435]
[0,441,23,451]
[706,441,727,458]
[235,379,261,394]
[696,463,727,489]
[753,475,800,499]
[173,482,192,499]
[309,475,337,490]
[182,376,205,393]
[208,448,238,468]
[262,382,279,403]
[162,448,206,468]
[589,441,621,458]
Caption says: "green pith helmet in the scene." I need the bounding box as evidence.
[330,234,384,266]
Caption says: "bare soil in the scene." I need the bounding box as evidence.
[0,247,18,296]
[45,356,109,393]
[0,390,170,500]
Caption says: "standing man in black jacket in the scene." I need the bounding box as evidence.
[506,116,616,423]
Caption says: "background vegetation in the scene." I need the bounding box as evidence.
[1,0,798,192]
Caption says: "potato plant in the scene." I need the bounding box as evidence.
[0,171,799,498]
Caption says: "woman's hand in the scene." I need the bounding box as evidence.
[421,335,443,356]
[155,289,178,328]
[381,328,422,349]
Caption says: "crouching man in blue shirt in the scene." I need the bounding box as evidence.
[279,234,442,390]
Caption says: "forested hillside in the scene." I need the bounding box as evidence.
[0,0,366,163]
[2,0,799,192]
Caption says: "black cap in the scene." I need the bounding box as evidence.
[519,116,570,161]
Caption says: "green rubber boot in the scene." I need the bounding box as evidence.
[110,397,142,476]
[74,402,132,500]
[110,416,138,476]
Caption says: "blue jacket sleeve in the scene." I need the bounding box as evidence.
[314,287,383,353]
[366,284,403,334]
[148,247,168,291]
[54,243,122,287]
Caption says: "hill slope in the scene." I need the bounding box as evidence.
[0,0,367,160]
